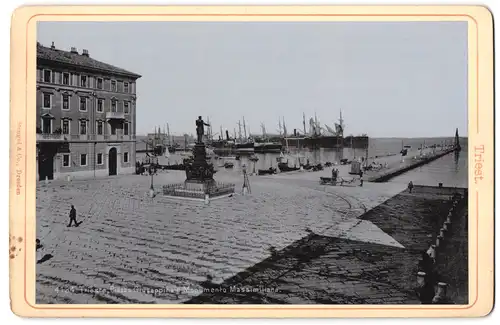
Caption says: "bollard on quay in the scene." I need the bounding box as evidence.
[417,271,426,287]
[432,282,448,303]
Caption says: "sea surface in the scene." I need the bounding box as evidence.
[138,137,468,189]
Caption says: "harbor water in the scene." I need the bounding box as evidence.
[138,137,468,188]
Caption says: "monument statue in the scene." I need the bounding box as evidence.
[196,116,210,144]
[162,115,234,201]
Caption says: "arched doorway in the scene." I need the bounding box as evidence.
[108,148,117,176]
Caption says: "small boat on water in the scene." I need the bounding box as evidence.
[278,162,300,173]
[258,167,277,175]
[312,164,323,171]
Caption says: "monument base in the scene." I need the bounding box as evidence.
[162,180,235,202]
[162,139,235,202]
[184,179,217,192]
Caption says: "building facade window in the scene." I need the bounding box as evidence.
[62,94,70,110]
[97,78,103,90]
[124,82,129,93]
[80,154,87,166]
[111,80,117,92]
[124,102,129,114]
[79,120,87,135]
[41,118,52,134]
[97,99,103,112]
[97,153,103,165]
[62,73,70,85]
[97,121,103,135]
[43,70,51,83]
[124,122,129,136]
[80,75,87,88]
[62,154,70,167]
[79,97,87,111]
[124,152,129,163]
[111,100,117,112]
[62,120,70,135]
[42,93,51,109]
[111,124,116,135]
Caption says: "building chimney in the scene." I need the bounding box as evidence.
[82,49,89,57]
[70,47,78,54]
[50,42,55,49]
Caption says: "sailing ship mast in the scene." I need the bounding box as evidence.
[153,126,157,148]
[243,117,247,139]
[314,112,319,136]
[167,123,171,146]
[303,112,306,135]
[237,120,242,143]
[282,117,287,137]
[162,125,165,148]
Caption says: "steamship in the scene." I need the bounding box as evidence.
[282,112,369,150]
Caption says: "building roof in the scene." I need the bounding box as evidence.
[37,42,141,79]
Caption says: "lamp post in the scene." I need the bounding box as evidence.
[149,163,155,197]
[93,141,97,178]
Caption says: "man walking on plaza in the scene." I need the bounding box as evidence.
[67,205,81,227]
[408,181,414,193]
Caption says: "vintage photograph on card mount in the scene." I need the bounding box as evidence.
[10,5,493,318]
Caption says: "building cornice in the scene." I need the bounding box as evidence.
[37,58,142,80]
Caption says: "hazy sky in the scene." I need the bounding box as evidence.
[38,21,468,137]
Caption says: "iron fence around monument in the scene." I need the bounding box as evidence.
[162,182,235,199]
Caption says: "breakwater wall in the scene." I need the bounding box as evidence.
[368,148,457,183]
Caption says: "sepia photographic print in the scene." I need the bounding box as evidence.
[10,5,494,318]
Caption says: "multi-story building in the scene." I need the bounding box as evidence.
[36,42,141,180]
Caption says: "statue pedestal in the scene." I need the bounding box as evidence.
[162,142,235,201]
[185,143,215,181]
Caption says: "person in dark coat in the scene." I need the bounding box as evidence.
[67,205,80,227]
[408,181,414,193]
